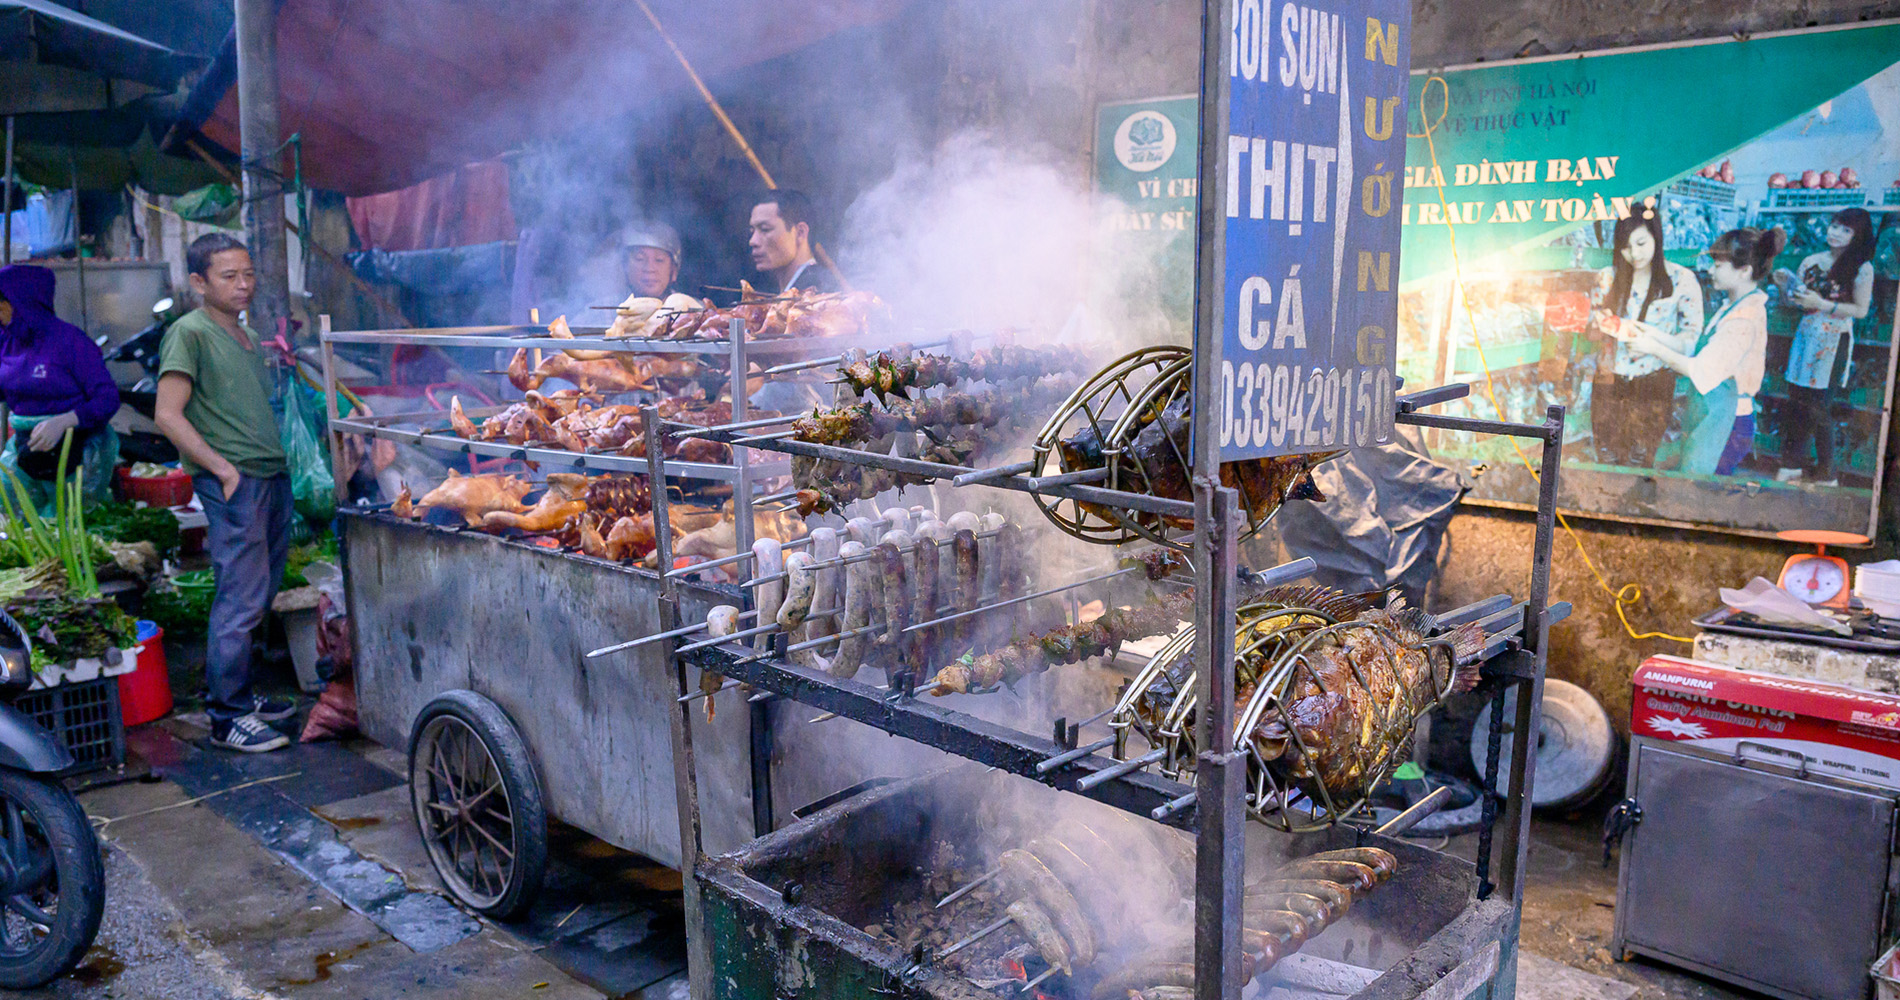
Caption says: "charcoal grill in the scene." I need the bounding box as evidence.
[699,766,1513,1000]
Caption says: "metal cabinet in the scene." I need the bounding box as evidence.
[1613,737,1899,1000]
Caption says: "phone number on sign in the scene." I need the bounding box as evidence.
[1219,362,1394,451]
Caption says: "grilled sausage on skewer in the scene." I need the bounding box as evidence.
[845,516,879,547]
[879,506,913,537]
[777,552,817,631]
[952,528,979,649]
[1006,898,1073,976]
[803,527,842,650]
[1245,878,1353,921]
[750,538,784,654]
[875,537,911,663]
[998,849,1096,967]
[913,522,944,659]
[1306,847,1398,881]
[1263,859,1377,897]
[830,541,872,679]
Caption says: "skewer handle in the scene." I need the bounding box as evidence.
[1073,748,1166,792]
[1373,784,1454,836]
[934,868,999,909]
[1033,736,1116,774]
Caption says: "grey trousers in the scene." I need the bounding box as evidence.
[195,473,293,725]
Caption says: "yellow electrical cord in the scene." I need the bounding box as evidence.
[1410,75,1693,644]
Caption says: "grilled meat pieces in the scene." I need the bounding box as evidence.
[836,346,1089,400]
[415,471,533,526]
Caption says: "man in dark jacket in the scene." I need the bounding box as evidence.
[747,189,838,294]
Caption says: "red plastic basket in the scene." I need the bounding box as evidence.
[116,467,194,507]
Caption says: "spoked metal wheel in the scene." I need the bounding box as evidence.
[0,770,102,988]
[408,691,546,920]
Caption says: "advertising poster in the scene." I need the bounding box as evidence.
[1397,22,1900,536]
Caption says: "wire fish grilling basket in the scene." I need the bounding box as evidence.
[1108,586,1480,831]
[1027,345,1339,551]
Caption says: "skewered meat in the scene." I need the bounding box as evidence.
[649,286,886,341]
[482,473,589,531]
[1306,847,1398,879]
[998,850,1095,968]
[926,591,1193,695]
[836,346,1090,401]
[1246,879,1353,921]
[508,348,653,394]
[1005,899,1072,977]
[777,551,816,632]
[829,540,874,678]
[791,383,1074,447]
[416,471,532,526]
[751,539,784,654]
[802,527,842,655]
[391,485,414,518]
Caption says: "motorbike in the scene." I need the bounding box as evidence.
[104,297,179,465]
[0,609,104,987]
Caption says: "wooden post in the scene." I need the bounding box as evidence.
[235,0,292,342]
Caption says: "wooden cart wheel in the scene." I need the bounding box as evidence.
[407,690,548,920]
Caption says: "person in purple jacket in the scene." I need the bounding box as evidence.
[0,264,120,510]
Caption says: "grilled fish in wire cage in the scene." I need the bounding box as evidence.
[1110,586,1484,829]
[1028,345,1338,550]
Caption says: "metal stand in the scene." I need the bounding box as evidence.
[652,376,1569,999]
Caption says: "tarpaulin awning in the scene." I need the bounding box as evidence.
[347,160,516,252]
[190,0,909,196]
[0,0,203,101]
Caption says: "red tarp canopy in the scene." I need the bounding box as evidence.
[196,0,907,196]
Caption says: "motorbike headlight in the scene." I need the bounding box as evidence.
[0,647,33,693]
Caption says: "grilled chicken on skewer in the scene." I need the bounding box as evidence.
[835,346,1089,401]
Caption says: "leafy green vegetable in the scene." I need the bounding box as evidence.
[282,533,338,590]
[141,586,212,642]
[7,595,136,665]
[0,436,102,597]
[84,501,181,557]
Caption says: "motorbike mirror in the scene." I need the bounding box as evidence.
[95,334,111,348]
[151,297,174,316]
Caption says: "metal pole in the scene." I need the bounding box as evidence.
[1496,405,1563,906]
[648,406,711,1000]
[1189,0,1241,996]
[68,153,89,333]
[3,116,13,264]
[235,0,292,341]
[725,316,774,838]
[318,315,348,506]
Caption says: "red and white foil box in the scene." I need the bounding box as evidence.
[1632,655,1900,791]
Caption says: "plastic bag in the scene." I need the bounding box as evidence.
[281,380,335,526]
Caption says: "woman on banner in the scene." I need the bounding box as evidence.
[1589,203,1704,468]
[1774,207,1876,486]
[0,264,120,510]
[1607,227,1784,477]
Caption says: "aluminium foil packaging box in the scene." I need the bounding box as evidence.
[1632,654,1900,791]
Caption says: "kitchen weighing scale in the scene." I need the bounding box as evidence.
[1695,530,1900,651]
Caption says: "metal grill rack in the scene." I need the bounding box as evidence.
[637,330,1572,998]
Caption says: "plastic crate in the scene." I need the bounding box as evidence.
[16,678,126,775]
[1669,175,1737,205]
[1884,188,1900,207]
[1763,188,1868,209]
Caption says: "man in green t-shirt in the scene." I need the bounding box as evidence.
[154,234,296,752]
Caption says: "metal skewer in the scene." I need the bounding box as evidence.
[901,566,1139,634]
[663,536,816,579]
[743,527,1004,587]
[1150,790,1197,821]
[1019,967,1058,993]
[950,460,1035,486]
[937,914,1011,960]
[1073,748,1167,792]
[585,609,759,658]
[673,412,801,439]
[678,679,742,703]
[935,869,999,909]
[729,429,798,446]
[1024,467,1108,489]
[1033,737,1116,774]
[675,621,782,654]
[761,354,842,375]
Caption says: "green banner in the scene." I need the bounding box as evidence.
[1399,23,1900,280]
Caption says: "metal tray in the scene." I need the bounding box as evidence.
[1691,607,1900,653]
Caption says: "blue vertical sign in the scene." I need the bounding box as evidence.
[1217,0,1410,458]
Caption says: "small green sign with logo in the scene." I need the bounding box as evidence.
[1094,95,1200,342]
